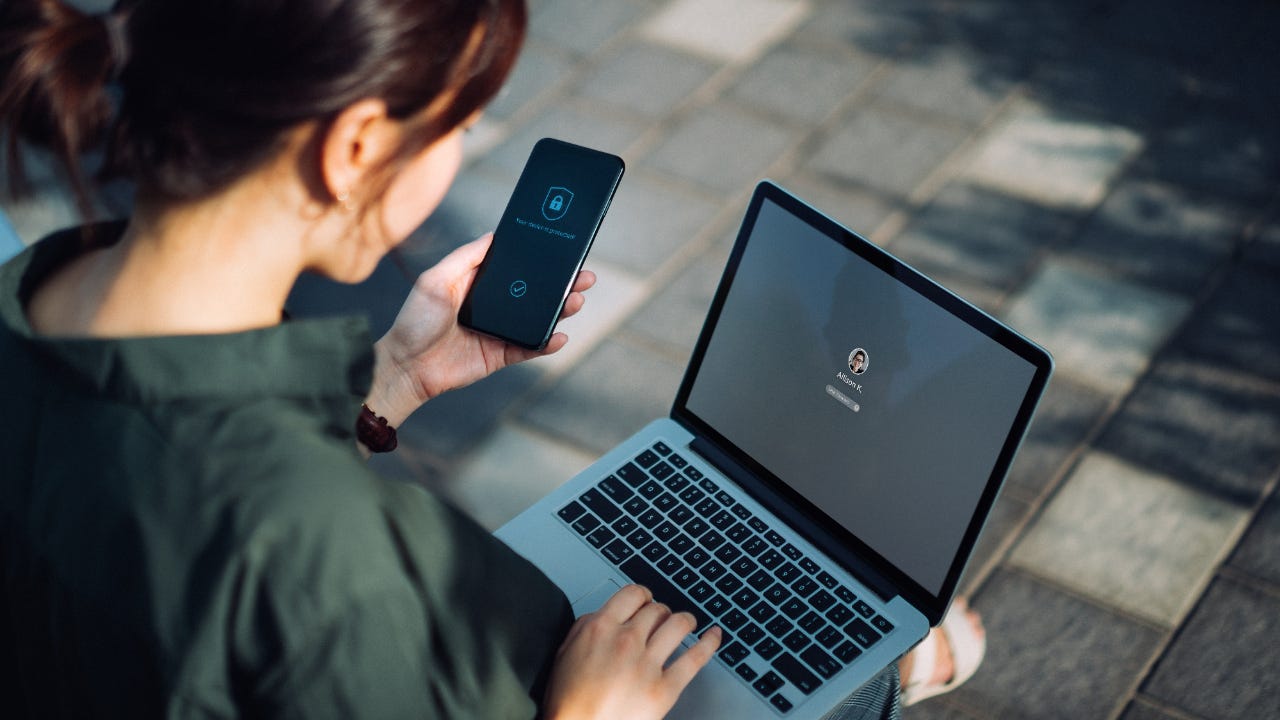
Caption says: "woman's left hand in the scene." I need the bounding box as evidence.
[367,234,595,426]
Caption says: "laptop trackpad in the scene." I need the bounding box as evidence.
[570,578,624,616]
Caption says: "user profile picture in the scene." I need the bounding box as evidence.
[848,348,869,375]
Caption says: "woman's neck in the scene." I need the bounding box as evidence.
[28,179,313,338]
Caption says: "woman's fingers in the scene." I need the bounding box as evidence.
[662,626,722,692]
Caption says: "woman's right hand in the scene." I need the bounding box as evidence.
[544,585,723,720]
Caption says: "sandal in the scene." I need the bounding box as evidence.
[901,601,986,706]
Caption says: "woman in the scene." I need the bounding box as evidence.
[0,1,720,717]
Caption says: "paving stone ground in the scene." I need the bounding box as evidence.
[5,0,1279,718]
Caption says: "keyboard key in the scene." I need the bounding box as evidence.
[558,501,586,523]
[782,629,810,653]
[765,616,794,638]
[763,583,791,606]
[617,462,648,487]
[653,441,672,456]
[735,663,758,682]
[699,530,727,552]
[710,510,736,530]
[586,526,615,548]
[759,549,784,570]
[642,542,668,563]
[663,474,689,492]
[773,653,821,695]
[752,671,784,697]
[792,576,818,598]
[731,558,758,577]
[732,588,760,609]
[683,518,710,538]
[684,547,711,569]
[684,466,704,481]
[799,558,821,575]
[833,640,862,663]
[799,612,824,633]
[689,581,714,603]
[816,571,839,589]
[748,570,775,592]
[800,646,841,679]
[755,638,782,661]
[657,555,683,576]
[854,600,876,618]
[765,530,786,547]
[653,520,678,541]
[702,560,727,582]
[780,598,807,619]
[715,490,735,506]
[716,575,744,595]
[781,543,803,561]
[638,509,663,529]
[599,476,634,504]
[622,496,647,517]
[835,586,857,604]
[872,615,895,634]
[619,556,708,629]
[826,605,854,626]
[810,590,836,612]
[699,478,720,494]
[669,534,694,554]
[679,486,705,505]
[748,601,776,624]
[611,516,638,536]
[651,462,675,480]
[668,453,688,469]
[731,503,752,520]
[673,568,698,589]
[721,609,748,631]
[739,623,765,646]
[816,626,843,649]
[602,539,633,564]
[626,528,654,549]
[715,544,742,565]
[637,481,663,500]
[635,450,659,468]
[771,694,794,713]
[845,618,882,648]
[725,522,752,544]
[748,518,769,534]
[668,505,694,525]
[774,562,801,584]
[580,489,621,524]
[742,538,769,557]
[695,497,720,518]
[652,492,677,513]
[719,641,749,667]
[572,514,601,535]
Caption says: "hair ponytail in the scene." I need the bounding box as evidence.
[0,0,122,216]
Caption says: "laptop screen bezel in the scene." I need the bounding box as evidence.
[671,180,1053,626]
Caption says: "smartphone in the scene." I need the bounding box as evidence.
[459,138,625,350]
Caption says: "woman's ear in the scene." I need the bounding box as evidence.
[319,98,399,208]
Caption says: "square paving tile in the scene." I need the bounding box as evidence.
[480,102,648,176]
[442,425,596,531]
[1143,576,1280,719]
[806,105,970,198]
[901,699,982,720]
[797,0,938,57]
[876,47,1015,126]
[1095,358,1280,504]
[1001,261,1191,396]
[576,43,719,117]
[728,43,878,124]
[961,100,1144,211]
[1005,375,1111,497]
[1066,177,1243,296]
[529,0,648,57]
[485,42,576,120]
[1133,108,1280,204]
[625,246,728,355]
[772,172,899,238]
[1119,699,1189,720]
[952,569,1163,719]
[957,491,1033,597]
[1099,0,1252,63]
[1009,451,1251,626]
[1229,494,1280,588]
[588,172,721,275]
[891,182,1073,294]
[1177,266,1280,386]
[646,102,795,194]
[1245,219,1280,270]
[534,259,649,376]
[640,0,811,64]
[520,337,686,454]
[1028,43,1183,129]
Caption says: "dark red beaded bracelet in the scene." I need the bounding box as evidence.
[356,404,398,453]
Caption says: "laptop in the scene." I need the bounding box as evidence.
[496,181,1053,718]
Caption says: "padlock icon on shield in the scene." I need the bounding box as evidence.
[542,186,573,221]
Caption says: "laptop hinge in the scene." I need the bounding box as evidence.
[689,436,899,602]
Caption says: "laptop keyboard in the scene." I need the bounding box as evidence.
[555,440,896,715]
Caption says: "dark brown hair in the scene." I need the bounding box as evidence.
[0,0,526,216]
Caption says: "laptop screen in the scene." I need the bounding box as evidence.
[679,184,1049,601]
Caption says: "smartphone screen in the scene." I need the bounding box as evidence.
[459,138,625,350]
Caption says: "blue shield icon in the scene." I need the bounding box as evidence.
[542,186,573,221]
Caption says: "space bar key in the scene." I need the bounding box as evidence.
[619,557,711,630]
